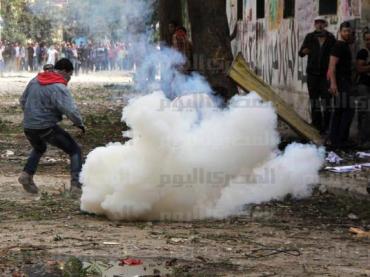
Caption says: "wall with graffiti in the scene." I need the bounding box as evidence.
[228,0,369,120]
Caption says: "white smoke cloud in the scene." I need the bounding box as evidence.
[212,143,325,218]
[80,92,324,221]
[78,0,325,221]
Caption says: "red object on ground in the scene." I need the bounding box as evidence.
[119,258,143,266]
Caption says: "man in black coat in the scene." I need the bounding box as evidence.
[299,16,336,134]
[27,43,35,72]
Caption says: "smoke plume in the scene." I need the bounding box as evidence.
[76,0,324,220]
[80,92,324,220]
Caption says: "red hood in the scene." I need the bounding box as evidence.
[37,72,68,86]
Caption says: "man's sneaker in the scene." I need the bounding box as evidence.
[70,180,82,197]
[18,172,39,194]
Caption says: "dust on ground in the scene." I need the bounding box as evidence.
[0,72,370,276]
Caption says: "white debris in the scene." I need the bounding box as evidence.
[326,151,343,164]
[325,163,370,173]
[356,152,370,159]
[348,213,359,220]
[325,165,362,173]
[1,150,15,158]
[103,242,120,246]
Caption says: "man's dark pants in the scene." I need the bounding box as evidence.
[24,125,82,182]
[357,84,370,143]
[28,57,34,72]
[307,74,332,133]
[329,78,355,146]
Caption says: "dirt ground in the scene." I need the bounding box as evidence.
[1,72,370,277]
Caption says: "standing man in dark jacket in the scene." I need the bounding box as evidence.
[327,22,355,148]
[3,42,13,72]
[19,58,85,194]
[27,43,35,72]
[299,16,336,134]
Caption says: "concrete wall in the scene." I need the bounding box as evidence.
[227,0,370,121]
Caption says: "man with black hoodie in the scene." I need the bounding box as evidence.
[19,58,85,195]
[299,17,336,134]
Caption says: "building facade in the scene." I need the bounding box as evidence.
[227,0,370,120]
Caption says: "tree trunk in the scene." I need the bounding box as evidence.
[187,0,237,101]
[159,0,183,46]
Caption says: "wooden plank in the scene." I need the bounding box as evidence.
[228,53,323,145]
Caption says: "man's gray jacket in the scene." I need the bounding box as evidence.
[20,73,83,130]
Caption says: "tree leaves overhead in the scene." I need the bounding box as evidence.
[60,0,158,41]
[0,0,53,43]
[0,0,159,43]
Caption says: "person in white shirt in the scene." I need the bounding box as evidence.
[47,45,59,65]
[15,43,21,71]
[33,43,38,70]
[0,42,5,77]
[20,45,26,71]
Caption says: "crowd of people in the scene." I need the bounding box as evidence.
[0,19,194,79]
[0,40,134,77]
[299,18,370,150]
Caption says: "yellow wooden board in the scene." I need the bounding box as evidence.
[228,53,323,145]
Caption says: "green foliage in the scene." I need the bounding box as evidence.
[61,0,158,41]
[0,0,160,43]
[63,257,84,277]
[0,0,54,43]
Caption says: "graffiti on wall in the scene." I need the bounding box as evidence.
[243,0,251,21]
[296,0,318,42]
[228,0,366,120]
[237,0,317,91]
[241,18,304,89]
[342,0,361,18]
[228,0,238,31]
[268,0,283,30]
[232,0,365,94]
[264,20,301,87]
